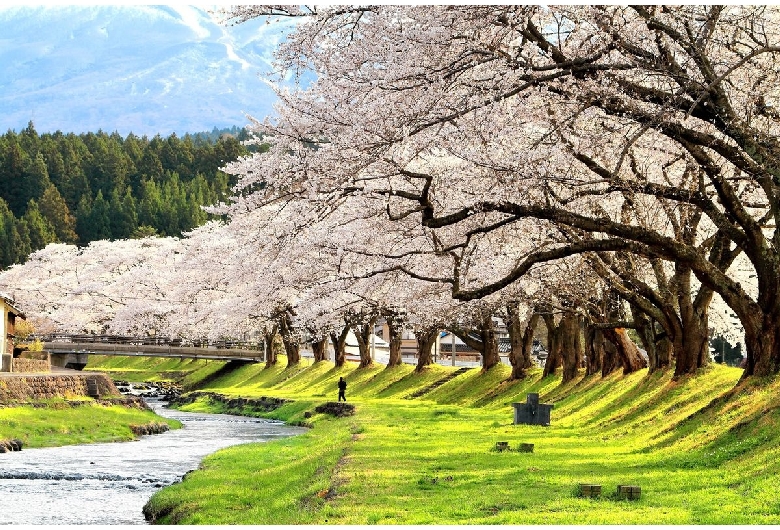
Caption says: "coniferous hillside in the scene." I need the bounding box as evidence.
[0,123,257,269]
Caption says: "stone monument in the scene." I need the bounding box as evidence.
[512,393,554,426]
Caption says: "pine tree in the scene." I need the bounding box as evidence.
[89,190,112,241]
[0,198,28,268]
[139,179,163,231]
[0,138,30,216]
[22,199,57,251]
[109,186,138,239]
[38,184,78,244]
[75,194,94,243]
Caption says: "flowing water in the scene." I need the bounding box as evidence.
[0,393,305,525]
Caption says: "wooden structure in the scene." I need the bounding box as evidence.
[617,485,641,500]
[579,484,602,498]
[0,294,25,372]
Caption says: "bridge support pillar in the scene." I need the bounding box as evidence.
[50,353,89,371]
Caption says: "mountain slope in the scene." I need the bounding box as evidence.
[0,6,286,136]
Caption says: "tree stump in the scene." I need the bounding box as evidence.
[495,441,509,452]
[517,443,534,453]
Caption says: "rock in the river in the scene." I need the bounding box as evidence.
[129,422,170,436]
[0,438,23,452]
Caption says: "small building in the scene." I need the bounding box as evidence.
[344,330,391,363]
[0,294,25,372]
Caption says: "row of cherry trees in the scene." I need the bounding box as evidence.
[2,5,771,382]
[0,179,739,383]
[215,5,776,379]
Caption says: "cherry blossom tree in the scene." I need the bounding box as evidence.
[0,238,182,335]
[220,5,780,379]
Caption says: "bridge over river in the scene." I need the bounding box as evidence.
[36,334,264,370]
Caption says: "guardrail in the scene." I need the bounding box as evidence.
[34,334,264,363]
[34,334,262,350]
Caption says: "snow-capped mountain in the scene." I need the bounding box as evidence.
[0,5,288,136]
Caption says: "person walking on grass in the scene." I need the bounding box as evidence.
[337,376,347,402]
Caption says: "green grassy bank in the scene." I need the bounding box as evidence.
[89,356,780,524]
[0,400,181,448]
[0,356,192,447]
[84,355,223,388]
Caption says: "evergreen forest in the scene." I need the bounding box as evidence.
[0,123,255,268]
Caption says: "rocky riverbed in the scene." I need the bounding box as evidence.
[114,380,182,401]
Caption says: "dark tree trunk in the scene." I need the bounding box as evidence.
[386,317,403,367]
[713,255,780,378]
[742,308,780,377]
[542,313,561,377]
[279,312,300,366]
[311,337,328,362]
[506,303,535,380]
[671,268,714,377]
[657,337,673,370]
[520,313,539,372]
[596,289,646,375]
[631,306,667,373]
[601,327,646,375]
[352,319,376,368]
[330,324,350,368]
[601,338,620,376]
[585,323,604,376]
[264,328,278,368]
[415,327,438,372]
[480,317,500,370]
[453,316,500,371]
[559,311,583,383]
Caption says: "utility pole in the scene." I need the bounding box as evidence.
[451,331,456,366]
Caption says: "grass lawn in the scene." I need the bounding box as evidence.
[0,401,181,448]
[127,356,780,524]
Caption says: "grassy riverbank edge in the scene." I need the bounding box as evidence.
[131,356,780,524]
[0,400,182,448]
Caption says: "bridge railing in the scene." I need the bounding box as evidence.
[33,334,262,351]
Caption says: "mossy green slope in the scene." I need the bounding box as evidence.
[96,356,780,524]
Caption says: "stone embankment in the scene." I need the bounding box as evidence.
[169,392,291,413]
[0,373,121,404]
[11,358,50,373]
[0,372,159,451]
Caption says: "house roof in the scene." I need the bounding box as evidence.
[0,294,25,319]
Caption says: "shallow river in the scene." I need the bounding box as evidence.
[0,397,306,525]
